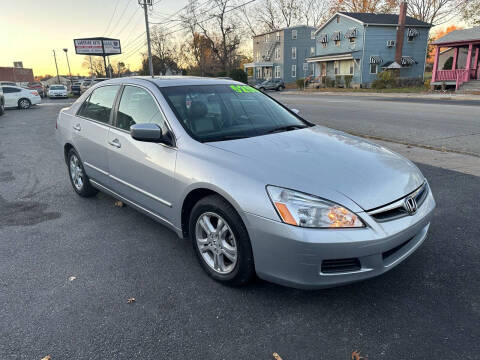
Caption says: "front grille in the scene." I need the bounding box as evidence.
[382,236,414,261]
[321,258,361,274]
[369,183,429,222]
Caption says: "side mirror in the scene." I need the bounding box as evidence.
[291,108,300,115]
[130,123,163,142]
[130,123,175,146]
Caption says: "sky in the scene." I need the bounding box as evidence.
[2,0,460,78]
[1,0,184,77]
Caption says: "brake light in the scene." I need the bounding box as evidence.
[31,91,38,96]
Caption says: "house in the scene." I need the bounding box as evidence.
[0,66,34,83]
[431,27,480,91]
[244,25,316,84]
[307,3,431,88]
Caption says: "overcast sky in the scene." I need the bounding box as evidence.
[1,0,183,76]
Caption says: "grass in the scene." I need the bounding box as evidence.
[302,86,427,94]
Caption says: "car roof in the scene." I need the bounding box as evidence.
[99,76,243,88]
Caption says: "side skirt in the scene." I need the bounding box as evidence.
[89,179,183,238]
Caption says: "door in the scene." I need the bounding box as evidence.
[107,85,177,221]
[2,86,22,107]
[73,85,120,186]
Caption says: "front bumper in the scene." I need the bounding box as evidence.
[245,189,435,289]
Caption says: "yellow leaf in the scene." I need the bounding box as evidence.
[273,352,283,360]
[114,201,124,207]
[127,297,136,303]
[41,356,52,360]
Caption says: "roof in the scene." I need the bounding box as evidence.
[254,25,316,38]
[432,27,480,45]
[102,76,242,88]
[340,12,431,27]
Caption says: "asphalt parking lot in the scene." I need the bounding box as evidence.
[0,100,479,359]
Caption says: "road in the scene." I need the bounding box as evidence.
[0,100,479,359]
[270,92,480,156]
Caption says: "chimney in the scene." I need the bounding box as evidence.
[395,1,407,64]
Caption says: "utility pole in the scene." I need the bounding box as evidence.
[63,48,73,89]
[53,50,60,84]
[89,56,93,79]
[140,0,154,77]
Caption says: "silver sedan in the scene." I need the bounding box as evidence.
[56,77,435,289]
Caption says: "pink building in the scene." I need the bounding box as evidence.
[431,27,480,91]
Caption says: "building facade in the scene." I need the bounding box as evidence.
[244,25,316,84]
[307,9,431,87]
[431,27,480,90]
[0,66,34,83]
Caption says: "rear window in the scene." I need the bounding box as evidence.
[78,85,120,124]
[50,85,65,90]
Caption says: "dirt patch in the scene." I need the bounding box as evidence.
[0,195,61,227]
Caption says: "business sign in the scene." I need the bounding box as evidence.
[73,37,121,56]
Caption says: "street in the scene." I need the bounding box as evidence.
[271,92,480,156]
[0,98,479,359]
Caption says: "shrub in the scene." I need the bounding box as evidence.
[424,79,431,90]
[325,76,335,88]
[372,71,396,89]
[229,69,248,83]
[296,78,305,90]
[335,75,342,87]
[344,75,353,88]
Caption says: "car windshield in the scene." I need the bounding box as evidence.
[51,85,65,90]
[161,84,310,142]
[261,80,270,85]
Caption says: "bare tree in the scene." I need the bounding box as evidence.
[332,0,397,13]
[298,0,334,27]
[407,0,460,25]
[461,0,480,25]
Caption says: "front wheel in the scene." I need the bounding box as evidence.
[18,98,31,109]
[189,195,255,286]
[0,102,4,116]
[259,87,265,92]
[67,149,98,197]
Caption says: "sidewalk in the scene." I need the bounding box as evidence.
[371,139,480,177]
[282,89,480,101]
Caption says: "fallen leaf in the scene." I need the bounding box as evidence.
[273,353,283,360]
[127,297,136,303]
[41,356,51,360]
[114,201,124,207]
[68,276,76,282]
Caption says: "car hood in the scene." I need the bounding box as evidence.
[207,126,424,210]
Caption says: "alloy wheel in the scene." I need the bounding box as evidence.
[195,212,238,274]
[69,154,84,191]
[19,99,30,109]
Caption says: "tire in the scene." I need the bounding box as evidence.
[67,148,98,197]
[0,102,4,116]
[18,98,31,109]
[189,195,255,286]
[275,87,280,91]
[259,87,265,92]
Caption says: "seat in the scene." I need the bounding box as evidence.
[189,101,216,133]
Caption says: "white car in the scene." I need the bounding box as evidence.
[48,84,68,99]
[0,85,41,109]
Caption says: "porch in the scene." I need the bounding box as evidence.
[431,34,480,90]
[244,62,276,84]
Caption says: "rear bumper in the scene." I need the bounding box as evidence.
[245,189,435,289]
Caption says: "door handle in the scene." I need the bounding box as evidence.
[73,124,81,131]
[108,138,121,148]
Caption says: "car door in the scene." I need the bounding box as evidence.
[2,86,22,107]
[107,84,177,221]
[74,85,120,186]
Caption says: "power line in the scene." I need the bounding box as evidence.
[108,0,134,36]
[104,0,121,35]
[117,7,141,38]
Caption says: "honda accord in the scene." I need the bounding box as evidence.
[56,77,435,289]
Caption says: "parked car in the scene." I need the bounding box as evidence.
[71,81,82,96]
[56,77,435,289]
[48,84,68,99]
[80,78,109,94]
[0,87,4,116]
[0,81,16,86]
[27,82,45,97]
[1,85,41,109]
[254,79,285,91]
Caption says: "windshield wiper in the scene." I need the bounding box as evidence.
[264,125,307,135]
[207,135,250,142]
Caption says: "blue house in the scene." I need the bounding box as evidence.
[244,25,316,84]
[307,5,431,87]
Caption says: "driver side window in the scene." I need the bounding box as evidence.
[116,85,167,132]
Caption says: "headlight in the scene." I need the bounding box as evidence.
[266,186,364,228]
